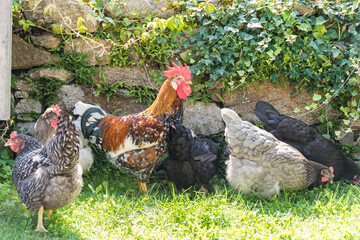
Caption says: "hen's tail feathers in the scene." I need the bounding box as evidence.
[221,108,242,125]
[49,111,80,168]
[253,101,281,130]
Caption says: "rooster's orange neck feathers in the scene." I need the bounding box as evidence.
[142,78,179,117]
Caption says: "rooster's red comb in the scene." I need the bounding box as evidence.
[10,131,17,140]
[50,105,61,115]
[330,166,334,174]
[164,62,191,81]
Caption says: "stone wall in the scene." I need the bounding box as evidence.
[11,0,360,157]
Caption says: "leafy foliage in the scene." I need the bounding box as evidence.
[27,76,63,108]
[45,50,98,86]
[0,147,13,182]
[10,0,360,143]
[182,1,359,95]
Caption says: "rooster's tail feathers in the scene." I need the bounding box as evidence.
[221,108,242,125]
[73,101,106,116]
[81,107,107,140]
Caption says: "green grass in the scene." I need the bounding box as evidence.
[1,161,360,239]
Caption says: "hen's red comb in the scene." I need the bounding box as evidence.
[10,131,17,140]
[330,167,334,174]
[164,62,191,81]
[50,105,61,115]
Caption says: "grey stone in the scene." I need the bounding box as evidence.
[57,85,85,111]
[31,33,62,49]
[14,91,29,99]
[12,35,60,69]
[105,0,177,19]
[64,38,112,66]
[183,102,224,136]
[338,130,354,146]
[103,66,160,88]
[15,80,37,91]
[17,122,36,135]
[353,152,360,161]
[17,115,36,122]
[293,4,315,16]
[22,0,97,33]
[28,68,75,83]
[14,99,42,114]
[216,81,322,125]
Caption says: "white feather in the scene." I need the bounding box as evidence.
[79,147,94,173]
[107,136,158,159]
[74,116,93,173]
[73,101,107,116]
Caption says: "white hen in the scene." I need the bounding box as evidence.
[221,108,334,198]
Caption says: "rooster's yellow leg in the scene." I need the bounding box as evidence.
[47,210,52,221]
[36,205,48,232]
[137,180,148,193]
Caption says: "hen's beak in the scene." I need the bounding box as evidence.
[186,81,192,84]
[4,141,11,147]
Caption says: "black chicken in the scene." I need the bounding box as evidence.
[5,110,82,232]
[254,100,360,183]
[156,124,219,194]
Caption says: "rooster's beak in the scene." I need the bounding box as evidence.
[186,81,192,84]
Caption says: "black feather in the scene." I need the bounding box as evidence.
[254,100,360,181]
[155,124,219,192]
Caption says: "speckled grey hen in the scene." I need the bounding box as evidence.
[34,105,94,173]
[5,111,82,232]
[221,108,334,198]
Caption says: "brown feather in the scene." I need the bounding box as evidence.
[98,77,181,152]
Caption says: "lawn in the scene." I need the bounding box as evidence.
[1,160,360,240]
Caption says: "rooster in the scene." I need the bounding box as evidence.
[73,62,192,192]
[5,110,82,232]
[221,108,334,197]
[33,105,94,173]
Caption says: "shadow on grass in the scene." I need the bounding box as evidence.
[0,182,86,239]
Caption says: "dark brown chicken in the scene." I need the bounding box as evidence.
[254,100,360,184]
[155,123,219,193]
[5,110,82,232]
[33,105,60,145]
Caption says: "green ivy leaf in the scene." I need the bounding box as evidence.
[315,16,326,25]
[247,18,263,28]
[343,119,351,125]
[224,26,239,33]
[313,93,322,101]
[298,23,312,32]
[309,41,319,51]
[237,70,245,76]
[313,25,327,39]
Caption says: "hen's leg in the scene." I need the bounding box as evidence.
[36,206,48,232]
[137,180,148,193]
[47,210,52,221]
